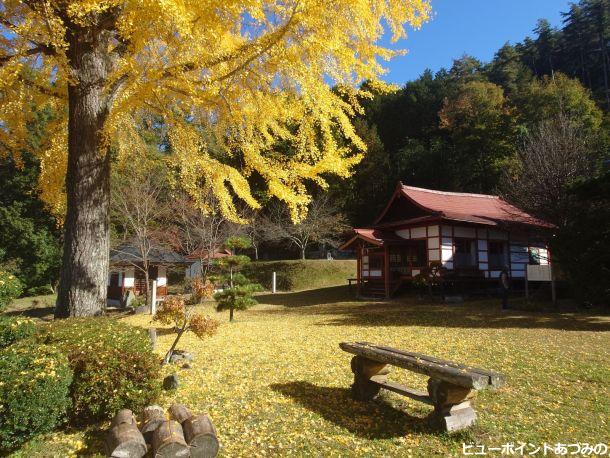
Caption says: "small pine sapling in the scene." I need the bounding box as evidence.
[213,237,263,321]
[154,295,220,365]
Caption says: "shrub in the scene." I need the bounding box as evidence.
[0,343,72,451]
[37,317,161,424]
[0,316,36,348]
[154,295,219,364]
[0,271,23,312]
[189,278,215,304]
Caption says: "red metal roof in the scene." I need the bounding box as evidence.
[376,184,552,228]
[339,228,406,250]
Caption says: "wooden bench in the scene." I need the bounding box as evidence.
[339,342,505,432]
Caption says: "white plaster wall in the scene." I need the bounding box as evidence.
[411,227,426,238]
[396,229,410,239]
[441,236,453,269]
[157,266,167,286]
[123,267,135,287]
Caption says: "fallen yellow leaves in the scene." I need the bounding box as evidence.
[12,291,610,457]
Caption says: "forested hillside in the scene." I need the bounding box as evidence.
[332,0,610,226]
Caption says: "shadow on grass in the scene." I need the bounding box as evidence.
[257,285,355,307]
[270,381,433,439]
[6,305,55,321]
[316,302,610,331]
[258,291,610,331]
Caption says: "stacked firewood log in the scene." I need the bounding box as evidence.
[104,403,219,458]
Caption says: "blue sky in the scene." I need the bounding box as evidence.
[382,0,573,85]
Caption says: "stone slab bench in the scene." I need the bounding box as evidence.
[339,341,505,432]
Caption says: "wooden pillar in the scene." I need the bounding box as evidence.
[524,266,529,302]
[356,245,362,297]
[384,244,390,298]
[550,263,557,306]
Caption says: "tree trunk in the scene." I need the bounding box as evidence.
[301,247,306,260]
[163,327,186,365]
[55,28,111,318]
[144,266,150,307]
[229,307,234,322]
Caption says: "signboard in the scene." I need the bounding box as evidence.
[527,264,552,282]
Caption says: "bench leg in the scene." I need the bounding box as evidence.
[427,378,477,432]
[350,356,391,401]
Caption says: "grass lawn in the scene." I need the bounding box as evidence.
[11,287,610,457]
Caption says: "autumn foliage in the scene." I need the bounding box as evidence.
[0,0,431,220]
[190,278,216,304]
[154,295,219,363]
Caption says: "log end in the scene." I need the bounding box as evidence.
[189,434,220,458]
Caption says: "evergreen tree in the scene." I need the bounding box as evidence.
[213,237,262,322]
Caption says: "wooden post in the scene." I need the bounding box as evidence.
[384,245,390,298]
[140,405,165,444]
[105,423,147,458]
[169,403,193,424]
[550,263,557,306]
[105,409,146,458]
[152,420,189,457]
[524,266,529,302]
[350,355,391,401]
[427,378,477,433]
[151,280,157,315]
[272,272,276,294]
[356,246,362,297]
[148,328,157,350]
[183,415,220,458]
[111,409,137,427]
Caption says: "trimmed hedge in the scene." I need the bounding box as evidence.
[0,343,72,451]
[0,316,36,348]
[37,317,161,424]
[244,259,356,291]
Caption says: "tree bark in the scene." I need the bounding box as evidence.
[163,327,186,365]
[144,266,150,307]
[55,27,111,318]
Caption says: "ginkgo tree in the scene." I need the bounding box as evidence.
[0,0,431,318]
